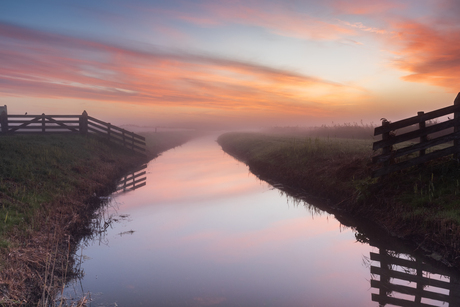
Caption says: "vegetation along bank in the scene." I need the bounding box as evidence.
[217,130,460,270]
[0,131,198,306]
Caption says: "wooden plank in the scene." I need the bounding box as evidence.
[373,118,458,150]
[88,116,145,141]
[372,146,459,177]
[372,132,460,163]
[371,279,450,302]
[375,104,460,135]
[88,120,109,133]
[9,126,79,130]
[132,177,146,186]
[44,117,79,132]
[116,181,146,192]
[12,131,80,135]
[87,127,146,151]
[109,137,146,151]
[371,266,451,289]
[370,252,447,276]
[371,293,439,307]
[8,114,80,118]
[7,116,41,132]
[118,171,147,184]
[8,120,80,124]
[88,121,145,145]
[117,177,146,189]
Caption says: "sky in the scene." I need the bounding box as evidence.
[1,0,460,129]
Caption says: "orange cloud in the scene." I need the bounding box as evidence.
[330,0,405,15]
[0,22,366,121]
[390,20,460,92]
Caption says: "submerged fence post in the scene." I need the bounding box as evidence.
[0,110,7,134]
[122,129,126,147]
[454,93,460,160]
[79,110,88,135]
[418,111,427,157]
[41,113,46,133]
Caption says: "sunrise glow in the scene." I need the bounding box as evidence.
[1,0,459,128]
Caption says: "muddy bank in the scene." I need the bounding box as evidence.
[217,132,460,270]
[0,132,198,306]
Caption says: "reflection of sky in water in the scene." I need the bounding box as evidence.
[67,135,374,306]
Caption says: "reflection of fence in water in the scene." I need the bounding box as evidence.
[115,164,147,193]
[370,242,460,306]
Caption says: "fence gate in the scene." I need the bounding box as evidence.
[372,93,460,177]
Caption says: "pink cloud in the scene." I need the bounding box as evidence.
[330,0,406,15]
[0,22,365,119]
[150,1,355,41]
[388,19,460,92]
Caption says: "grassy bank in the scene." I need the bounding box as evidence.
[217,132,460,268]
[0,131,197,305]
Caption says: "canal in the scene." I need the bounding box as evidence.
[64,135,459,306]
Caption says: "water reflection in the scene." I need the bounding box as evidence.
[114,164,147,193]
[63,136,460,306]
[368,243,460,307]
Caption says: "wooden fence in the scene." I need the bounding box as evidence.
[115,164,147,193]
[372,93,460,177]
[0,110,146,153]
[370,243,460,306]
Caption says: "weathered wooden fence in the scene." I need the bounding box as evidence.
[115,164,147,193]
[370,243,460,306]
[372,93,460,177]
[0,110,146,153]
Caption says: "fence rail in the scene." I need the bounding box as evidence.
[115,164,147,193]
[370,243,460,306]
[372,93,460,177]
[0,111,146,153]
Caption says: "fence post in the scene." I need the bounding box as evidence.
[454,93,460,160]
[107,123,111,141]
[122,129,126,147]
[418,111,427,157]
[79,110,88,135]
[382,120,392,170]
[41,113,46,133]
[0,110,7,134]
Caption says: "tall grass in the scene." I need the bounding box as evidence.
[266,122,376,140]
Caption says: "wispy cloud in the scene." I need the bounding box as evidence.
[0,22,365,119]
[148,1,355,41]
[330,0,406,15]
[338,20,393,35]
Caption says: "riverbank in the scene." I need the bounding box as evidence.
[217,132,460,269]
[0,131,198,305]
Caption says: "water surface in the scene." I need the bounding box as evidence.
[65,135,458,306]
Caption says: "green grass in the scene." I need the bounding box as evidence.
[0,134,136,239]
[0,131,199,245]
